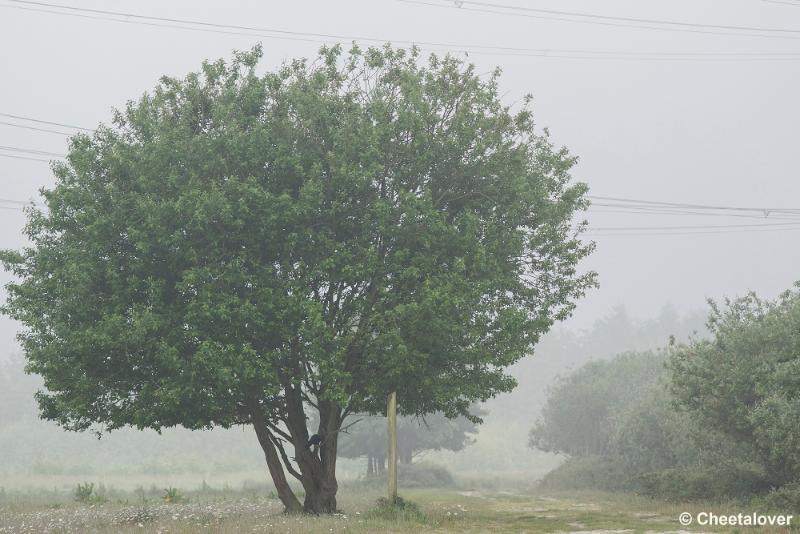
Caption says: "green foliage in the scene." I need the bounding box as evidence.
[541,456,772,501]
[73,482,107,503]
[368,496,426,522]
[534,287,800,501]
[73,482,94,502]
[608,386,700,473]
[634,463,771,501]
[537,456,634,492]
[161,487,186,503]
[1,43,592,432]
[0,45,594,512]
[531,346,767,500]
[753,483,800,513]
[669,286,800,485]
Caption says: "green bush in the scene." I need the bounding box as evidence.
[635,463,771,501]
[537,453,774,502]
[73,482,108,504]
[162,487,187,503]
[73,482,94,502]
[366,496,426,521]
[753,482,800,513]
[537,456,636,491]
[531,299,800,502]
[669,288,800,486]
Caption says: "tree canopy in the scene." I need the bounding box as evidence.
[1,43,594,513]
[669,286,800,486]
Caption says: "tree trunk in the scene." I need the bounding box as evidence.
[247,400,303,513]
[302,399,340,513]
[367,455,374,477]
[376,454,386,475]
[249,383,346,515]
[282,389,341,514]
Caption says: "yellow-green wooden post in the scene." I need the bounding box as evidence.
[387,391,398,501]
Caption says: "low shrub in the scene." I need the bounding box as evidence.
[73,482,108,504]
[162,487,187,503]
[537,456,635,492]
[751,482,800,513]
[634,463,771,501]
[366,496,426,521]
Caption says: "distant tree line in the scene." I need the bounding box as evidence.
[338,409,482,477]
[531,285,800,506]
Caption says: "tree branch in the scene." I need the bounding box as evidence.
[266,421,294,443]
[336,417,363,435]
[271,433,304,482]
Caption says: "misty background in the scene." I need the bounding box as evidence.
[0,0,798,488]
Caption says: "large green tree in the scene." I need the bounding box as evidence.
[1,44,594,513]
[669,286,800,486]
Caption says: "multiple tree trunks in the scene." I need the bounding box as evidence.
[366,454,387,477]
[248,390,342,514]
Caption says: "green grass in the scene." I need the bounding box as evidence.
[0,484,797,533]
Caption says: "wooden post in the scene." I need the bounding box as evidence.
[387,391,397,502]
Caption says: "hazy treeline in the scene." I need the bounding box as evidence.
[338,410,482,473]
[532,285,800,508]
[486,303,707,421]
[0,303,705,483]
[0,357,265,478]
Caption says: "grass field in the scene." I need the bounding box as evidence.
[1,483,794,533]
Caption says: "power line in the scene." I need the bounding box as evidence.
[410,0,800,38]
[0,112,93,132]
[0,197,42,211]
[0,153,52,163]
[589,203,800,220]
[3,1,800,61]
[585,226,800,236]
[0,145,65,158]
[0,198,31,206]
[0,120,74,136]
[588,207,800,222]
[402,0,800,41]
[762,0,800,6]
[0,2,328,45]
[588,195,800,215]
[583,194,800,236]
[589,221,800,231]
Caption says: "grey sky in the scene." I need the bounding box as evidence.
[1,0,798,351]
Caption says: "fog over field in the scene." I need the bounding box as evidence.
[1,1,799,530]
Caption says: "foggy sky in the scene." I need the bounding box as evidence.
[1,0,798,353]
